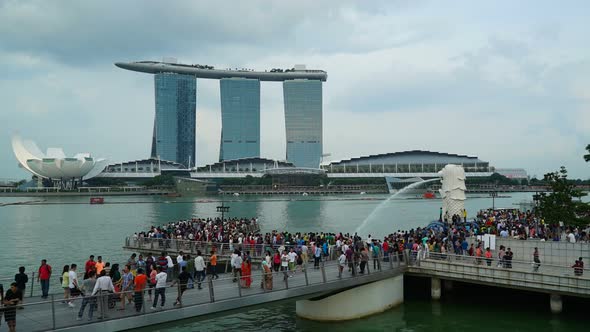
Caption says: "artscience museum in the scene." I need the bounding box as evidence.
[11,136,108,187]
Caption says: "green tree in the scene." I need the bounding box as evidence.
[585,143,590,162]
[538,166,589,227]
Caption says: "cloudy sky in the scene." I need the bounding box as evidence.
[1,0,589,180]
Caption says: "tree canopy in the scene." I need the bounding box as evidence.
[537,166,589,227]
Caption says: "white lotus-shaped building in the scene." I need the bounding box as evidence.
[12,136,108,180]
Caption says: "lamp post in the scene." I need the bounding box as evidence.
[490,191,498,210]
[216,200,230,221]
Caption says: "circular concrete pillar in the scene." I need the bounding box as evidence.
[550,294,562,314]
[431,277,441,300]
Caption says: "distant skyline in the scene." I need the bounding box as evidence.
[1,0,589,179]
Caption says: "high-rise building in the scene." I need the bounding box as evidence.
[283,79,323,168]
[152,73,196,168]
[219,78,261,161]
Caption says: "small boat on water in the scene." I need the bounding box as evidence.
[165,192,182,198]
[423,191,436,199]
[90,197,104,204]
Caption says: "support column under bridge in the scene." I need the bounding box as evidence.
[296,275,403,321]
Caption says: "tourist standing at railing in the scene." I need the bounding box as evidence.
[504,248,513,268]
[38,259,52,299]
[231,250,242,282]
[533,247,541,272]
[137,254,147,275]
[84,255,96,279]
[148,264,157,301]
[288,248,297,277]
[92,270,114,319]
[133,268,147,312]
[261,259,273,290]
[77,270,97,321]
[484,248,493,266]
[241,258,252,288]
[127,253,138,276]
[151,266,167,310]
[165,253,174,281]
[14,266,27,308]
[572,257,584,276]
[68,264,81,307]
[359,247,369,274]
[209,251,219,280]
[338,251,346,278]
[281,251,289,281]
[95,256,104,275]
[3,282,20,332]
[120,265,134,311]
[497,246,505,268]
[273,251,281,272]
[60,265,70,304]
[194,251,206,289]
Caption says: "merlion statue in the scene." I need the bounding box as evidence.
[438,164,466,222]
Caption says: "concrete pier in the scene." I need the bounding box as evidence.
[431,277,441,300]
[296,275,404,321]
[550,294,562,314]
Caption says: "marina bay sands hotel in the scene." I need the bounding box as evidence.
[115,60,327,169]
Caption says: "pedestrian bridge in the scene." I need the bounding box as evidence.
[11,238,590,331]
[15,259,405,331]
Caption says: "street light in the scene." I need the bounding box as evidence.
[216,200,230,221]
[490,191,498,210]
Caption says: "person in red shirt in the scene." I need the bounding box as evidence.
[84,255,96,279]
[133,268,148,312]
[37,259,52,299]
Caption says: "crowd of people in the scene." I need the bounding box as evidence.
[1,210,588,331]
[444,208,590,243]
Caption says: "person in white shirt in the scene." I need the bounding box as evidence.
[165,254,174,281]
[567,232,576,243]
[338,252,346,278]
[151,266,167,310]
[194,251,206,290]
[68,264,79,307]
[177,252,184,271]
[281,251,289,281]
[232,250,243,282]
[287,248,298,276]
[92,270,114,319]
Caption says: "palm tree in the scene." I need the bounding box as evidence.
[585,144,590,162]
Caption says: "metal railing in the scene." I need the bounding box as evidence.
[2,254,405,331]
[409,251,589,278]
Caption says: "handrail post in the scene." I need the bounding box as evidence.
[238,275,242,297]
[285,274,289,289]
[51,294,56,330]
[208,277,215,303]
[30,271,35,297]
[367,260,371,275]
[320,262,327,283]
[389,252,394,270]
[142,289,146,314]
[304,267,309,286]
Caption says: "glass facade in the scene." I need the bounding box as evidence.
[152,73,196,168]
[219,78,260,161]
[283,80,323,168]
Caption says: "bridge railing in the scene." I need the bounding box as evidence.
[9,253,405,331]
[408,250,589,279]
